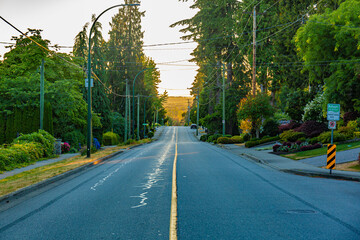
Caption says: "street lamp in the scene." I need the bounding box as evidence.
[132,68,155,139]
[86,3,139,157]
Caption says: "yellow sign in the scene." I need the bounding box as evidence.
[327,144,336,169]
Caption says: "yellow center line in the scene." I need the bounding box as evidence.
[169,128,178,240]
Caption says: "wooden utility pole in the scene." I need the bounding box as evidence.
[252,6,256,96]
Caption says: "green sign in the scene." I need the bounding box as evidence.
[327,103,340,121]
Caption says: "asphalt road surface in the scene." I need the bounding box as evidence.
[0,127,359,239]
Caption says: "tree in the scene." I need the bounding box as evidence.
[237,94,274,138]
[295,0,360,112]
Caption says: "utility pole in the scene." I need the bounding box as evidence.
[40,59,45,130]
[137,95,140,140]
[196,89,200,136]
[222,63,226,136]
[187,99,190,125]
[128,83,131,138]
[125,79,128,143]
[252,6,256,96]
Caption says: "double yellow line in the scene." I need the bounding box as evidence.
[169,128,178,239]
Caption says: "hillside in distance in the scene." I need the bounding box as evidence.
[164,96,194,126]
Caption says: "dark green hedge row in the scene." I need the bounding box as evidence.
[103,132,121,146]
[0,104,53,144]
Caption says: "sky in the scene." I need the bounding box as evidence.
[0,0,198,96]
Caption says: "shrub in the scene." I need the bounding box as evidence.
[147,131,154,138]
[278,121,301,133]
[294,121,327,138]
[103,132,121,146]
[93,138,101,150]
[200,134,209,142]
[14,130,55,157]
[125,138,136,145]
[217,137,234,144]
[231,136,243,143]
[273,144,281,152]
[337,126,355,140]
[354,132,360,138]
[280,130,306,142]
[61,142,71,153]
[207,134,222,143]
[343,112,360,125]
[262,118,280,137]
[308,137,319,145]
[0,142,45,171]
[69,147,78,153]
[318,131,346,144]
[300,143,322,151]
[63,130,85,149]
[242,133,251,142]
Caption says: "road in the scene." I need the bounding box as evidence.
[0,127,359,239]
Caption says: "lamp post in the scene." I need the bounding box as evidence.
[132,68,155,138]
[87,3,139,157]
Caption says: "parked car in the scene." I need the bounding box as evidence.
[190,124,197,129]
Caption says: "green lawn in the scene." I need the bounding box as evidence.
[350,164,360,171]
[282,141,360,160]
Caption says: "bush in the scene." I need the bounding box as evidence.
[231,136,244,143]
[14,130,55,157]
[147,131,154,138]
[93,138,101,150]
[0,142,45,171]
[200,134,209,142]
[280,130,306,142]
[273,144,281,152]
[278,120,301,133]
[63,130,85,149]
[300,143,322,151]
[207,134,222,143]
[343,112,360,125]
[262,118,280,137]
[217,137,234,144]
[294,120,327,138]
[242,133,251,142]
[318,131,346,144]
[308,137,319,145]
[337,126,355,140]
[61,142,70,153]
[125,139,136,145]
[103,132,121,146]
[69,147,78,153]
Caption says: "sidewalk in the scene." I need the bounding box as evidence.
[194,133,360,181]
[0,153,80,180]
[223,144,360,181]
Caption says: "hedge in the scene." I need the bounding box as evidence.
[231,136,244,143]
[0,142,46,172]
[13,129,55,157]
[245,136,280,148]
[217,137,234,144]
[280,130,306,142]
[103,132,121,146]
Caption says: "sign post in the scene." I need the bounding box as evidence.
[326,104,340,174]
[327,144,336,174]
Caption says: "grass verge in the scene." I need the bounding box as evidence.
[0,139,151,198]
[282,141,360,160]
[333,161,360,172]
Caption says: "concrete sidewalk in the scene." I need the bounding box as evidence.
[222,144,360,182]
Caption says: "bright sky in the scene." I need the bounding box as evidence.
[0,0,198,96]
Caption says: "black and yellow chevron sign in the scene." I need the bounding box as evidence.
[327,144,336,169]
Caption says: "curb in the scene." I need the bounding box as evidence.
[0,150,124,204]
[240,153,360,182]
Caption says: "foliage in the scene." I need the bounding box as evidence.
[300,144,322,152]
[318,131,346,143]
[278,121,301,133]
[239,119,252,134]
[200,112,222,134]
[61,142,71,153]
[103,132,121,146]
[200,134,209,142]
[337,126,355,139]
[295,0,360,112]
[0,142,45,172]
[262,118,280,137]
[280,130,306,143]
[283,89,312,121]
[309,137,320,145]
[63,130,85,150]
[302,93,325,122]
[206,134,222,143]
[217,137,234,144]
[295,120,327,138]
[230,136,243,144]
[237,94,274,137]
[343,112,360,125]
[93,138,101,150]
[14,130,55,157]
